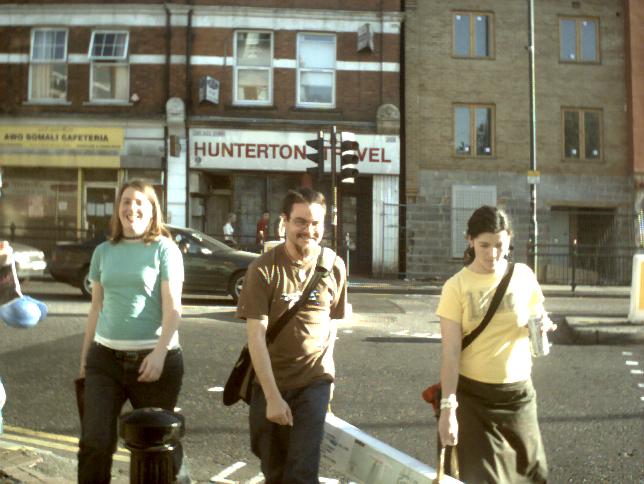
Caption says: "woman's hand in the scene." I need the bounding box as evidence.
[540,313,557,333]
[438,408,459,447]
[138,348,167,382]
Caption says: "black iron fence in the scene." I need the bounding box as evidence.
[531,242,636,287]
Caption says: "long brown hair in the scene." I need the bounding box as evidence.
[110,180,170,244]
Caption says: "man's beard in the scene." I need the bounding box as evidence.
[294,236,318,258]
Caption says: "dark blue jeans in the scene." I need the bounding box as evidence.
[78,342,184,484]
[249,380,331,484]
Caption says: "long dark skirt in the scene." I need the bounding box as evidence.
[455,374,548,484]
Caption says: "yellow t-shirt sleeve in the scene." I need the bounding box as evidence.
[436,277,463,323]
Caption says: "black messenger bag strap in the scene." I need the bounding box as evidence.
[461,262,515,351]
[265,248,329,345]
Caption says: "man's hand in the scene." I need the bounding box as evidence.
[266,395,293,426]
[138,348,167,382]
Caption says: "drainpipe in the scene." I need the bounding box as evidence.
[163,5,171,216]
[185,6,193,227]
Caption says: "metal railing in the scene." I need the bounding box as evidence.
[530,242,636,288]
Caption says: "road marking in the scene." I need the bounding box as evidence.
[622,351,633,356]
[209,461,247,482]
[638,383,644,388]
[625,360,639,366]
[631,369,644,375]
[208,386,224,392]
[248,474,265,484]
[2,425,129,462]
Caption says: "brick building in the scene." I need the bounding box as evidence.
[0,1,403,275]
[404,0,633,282]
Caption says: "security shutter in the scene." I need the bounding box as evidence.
[451,185,497,258]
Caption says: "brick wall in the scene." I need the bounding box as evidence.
[404,0,631,280]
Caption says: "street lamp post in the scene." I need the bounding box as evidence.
[528,0,538,276]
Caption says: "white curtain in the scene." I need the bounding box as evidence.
[30,64,52,99]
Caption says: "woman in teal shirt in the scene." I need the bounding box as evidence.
[77,180,184,484]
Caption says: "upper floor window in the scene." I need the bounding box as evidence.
[562,108,602,160]
[88,31,130,102]
[453,12,493,58]
[234,31,273,105]
[454,104,495,157]
[29,29,68,101]
[297,33,336,108]
[559,17,599,63]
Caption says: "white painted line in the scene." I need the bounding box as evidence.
[248,474,265,484]
[622,351,633,356]
[641,396,644,402]
[638,383,644,388]
[342,329,354,334]
[625,361,640,366]
[319,478,340,483]
[208,386,224,392]
[209,461,247,482]
[630,369,644,375]
[390,329,409,336]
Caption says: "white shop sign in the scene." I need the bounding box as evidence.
[189,128,400,175]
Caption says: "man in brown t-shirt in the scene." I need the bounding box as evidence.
[236,187,347,484]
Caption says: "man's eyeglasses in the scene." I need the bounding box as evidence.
[289,218,322,229]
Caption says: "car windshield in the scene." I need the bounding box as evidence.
[174,228,231,253]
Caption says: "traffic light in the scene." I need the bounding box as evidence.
[340,131,360,184]
[306,130,325,180]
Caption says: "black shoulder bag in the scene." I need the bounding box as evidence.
[223,248,332,406]
[421,263,515,416]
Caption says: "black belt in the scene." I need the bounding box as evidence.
[94,342,179,362]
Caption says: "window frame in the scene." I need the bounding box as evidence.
[561,107,603,161]
[88,30,130,103]
[558,16,600,64]
[296,32,337,109]
[453,103,496,158]
[88,30,130,61]
[28,28,69,102]
[451,11,495,59]
[232,30,274,106]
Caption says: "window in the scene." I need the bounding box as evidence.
[454,104,495,157]
[88,31,130,102]
[297,33,336,107]
[453,12,493,58]
[559,17,599,62]
[29,29,68,101]
[234,31,273,105]
[562,108,602,160]
[451,185,497,258]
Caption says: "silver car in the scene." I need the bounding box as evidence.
[11,242,47,280]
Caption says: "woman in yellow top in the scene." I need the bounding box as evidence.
[437,205,555,483]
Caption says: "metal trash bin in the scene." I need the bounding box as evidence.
[119,407,185,484]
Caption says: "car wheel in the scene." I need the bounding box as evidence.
[228,271,245,304]
[80,266,92,299]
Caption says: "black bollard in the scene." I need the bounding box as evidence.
[119,407,185,484]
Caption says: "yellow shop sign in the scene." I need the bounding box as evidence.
[0,125,124,150]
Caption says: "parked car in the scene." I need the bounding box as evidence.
[12,242,47,280]
[48,225,259,302]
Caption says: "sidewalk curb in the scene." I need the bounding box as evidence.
[561,317,644,345]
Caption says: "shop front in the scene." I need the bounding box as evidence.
[187,128,400,275]
[0,123,164,255]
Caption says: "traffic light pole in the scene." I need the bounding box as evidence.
[330,125,338,253]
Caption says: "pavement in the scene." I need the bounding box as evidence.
[1,278,642,483]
